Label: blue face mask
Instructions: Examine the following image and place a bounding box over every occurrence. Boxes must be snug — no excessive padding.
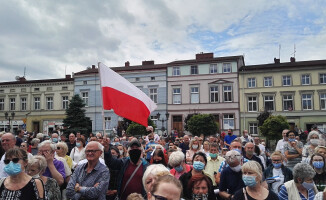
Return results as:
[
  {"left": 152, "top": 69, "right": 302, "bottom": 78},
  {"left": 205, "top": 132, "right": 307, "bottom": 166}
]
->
[
  {"left": 209, "top": 153, "right": 217, "bottom": 159},
  {"left": 174, "top": 165, "right": 183, "bottom": 173},
  {"left": 4, "top": 162, "right": 22, "bottom": 176},
  {"left": 273, "top": 163, "right": 282, "bottom": 169},
  {"left": 313, "top": 161, "right": 324, "bottom": 169},
  {"left": 234, "top": 149, "right": 242, "bottom": 154},
  {"left": 193, "top": 161, "right": 205, "bottom": 171},
  {"left": 302, "top": 181, "right": 315, "bottom": 190},
  {"left": 242, "top": 175, "right": 257, "bottom": 187},
  {"left": 52, "top": 138, "right": 58, "bottom": 143},
  {"left": 288, "top": 138, "right": 295, "bottom": 142},
  {"left": 76, "top": 143, "right": 81, "bottom": 148}
]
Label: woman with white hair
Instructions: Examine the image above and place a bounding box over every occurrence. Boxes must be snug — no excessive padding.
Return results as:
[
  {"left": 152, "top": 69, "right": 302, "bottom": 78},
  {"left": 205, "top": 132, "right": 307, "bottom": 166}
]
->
[
  {"left": 233, "top": 161, "right": 278, "bottom": 199},
  {"left": 30, "top": 138, "right": 40, "bottom": 155},
  {"left": 278, "top": 163, "right": 317, "bottom": 200},
  {"left": 302, "top": 131, "right": 321, "bottom": 163},
  {"left": 142, "top": 164, "right": 170, "bottom": 194},
  {"left": 186, "top": 139, "right": 200, "bottom": 164},
  {"left": 168, "top": 151, "right": 192, "bottom": 179}
]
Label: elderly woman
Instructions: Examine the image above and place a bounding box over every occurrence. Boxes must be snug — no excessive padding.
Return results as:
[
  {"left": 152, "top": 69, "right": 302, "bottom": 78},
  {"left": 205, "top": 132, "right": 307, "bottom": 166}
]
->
[
  {"left": 147, "top": 174, "right": 183, "bottom": 200},
  {"left": 278, "top": 163, "right": 317, "bottom": 200},
  {"left": 142, "top": 164, "right": 170, "bottom": 194},
  {"left": 30, "top": 138, "right": 40, "bottom": 155},
  {"left": 233, "top": 161, "right": 278, "bottom": 199},
  {"left": 27, "top": 155, "right": 61, "bottom": 200},
  {"left": 169, "top": 151, "right": 193, "bottom": 179},
  {"left": 309, "top": 153, "right": 326, "bottom": 192},
  {"left": 284, "top": 130, "right": 303, "bottom": 170},
  {"left": 0, "top": 148, "right": 44, "bottom": 199},
  {"left": 263, "top": 151, "right": 293, "bottom": 193},
  {"left": 186, "top": 139, "right": 200, "bottom": 164},
  {"left": 315, "top": 146, "right": 326, "bottom": 159},
  {"left": 56, "top": 141, "right": 73, "bottom": 169},
  {"left": 201, "top": 141, "right": 211, "bottom": 157},
  {"left": 302, "top": 131, "right": 321, "bottom": 163},
  {"left": 69, "top": 137, "right": 86, "bottom": 167},
  {"left": 188, "top": 174, "right": 215, "bottom": 200}
]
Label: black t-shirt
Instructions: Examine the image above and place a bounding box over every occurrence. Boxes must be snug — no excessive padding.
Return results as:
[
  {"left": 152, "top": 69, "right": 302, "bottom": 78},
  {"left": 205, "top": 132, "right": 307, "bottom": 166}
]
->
[{"left": 232, "top": 187, "right": 278, "bottom": 200}]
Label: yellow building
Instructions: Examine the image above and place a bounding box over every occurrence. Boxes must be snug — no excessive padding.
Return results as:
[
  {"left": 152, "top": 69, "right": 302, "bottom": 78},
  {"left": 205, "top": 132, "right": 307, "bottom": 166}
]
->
[{"left": 239, "top": 58, "right": 326, "bottom": 135}]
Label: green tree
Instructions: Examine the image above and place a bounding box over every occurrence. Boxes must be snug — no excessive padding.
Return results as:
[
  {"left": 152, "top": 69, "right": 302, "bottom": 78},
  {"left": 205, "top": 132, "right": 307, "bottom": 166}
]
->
[
  {"left": 184, "top": 113, "right": 199, "bottom": 131},
  {"left": 187, "top": 114, "right": 218, "bottom": 137},
  {"left": 259, "top": 115, "right": 289, "bottom": 140},
  {"left": 257, "top": 110, "right": 271, "bottom": 126},
  {"left": 62, "top": 94, "right": 92, "bottom": 135},
  {"left": 126, "top": 118, "right": 156, "bottom": 137}
]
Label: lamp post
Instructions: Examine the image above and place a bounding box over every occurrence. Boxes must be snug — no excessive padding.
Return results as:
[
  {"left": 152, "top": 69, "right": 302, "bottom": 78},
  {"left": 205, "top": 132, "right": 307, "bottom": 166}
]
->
[
  {"left": 156, "top": 112, "right": 169, "bottom": 136},
  {"left": 5, "top": 112, "right": 15, "bottom": 132}
]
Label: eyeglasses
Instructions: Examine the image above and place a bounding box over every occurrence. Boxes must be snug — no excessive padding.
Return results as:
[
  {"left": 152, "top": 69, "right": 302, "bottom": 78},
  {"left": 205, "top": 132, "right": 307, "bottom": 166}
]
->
[
  {"left": 272, "top": 159, "right": 281, "bottom": 163},
  {"left": 56, "top": 147, "right": 61, "bottom": 150},
  {"left": 85, "top": 150, "right": 101, "bottom": 154},
  {"left": 152, "top": 194, "right": 168, "bottom": 200},
  {"left": 4, "top": 158, "right": 21, "bottom": 164}
]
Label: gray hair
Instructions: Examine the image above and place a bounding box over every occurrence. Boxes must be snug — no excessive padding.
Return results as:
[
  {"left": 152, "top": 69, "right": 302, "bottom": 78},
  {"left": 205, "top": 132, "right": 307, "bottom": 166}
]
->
[
  {"left": 31, "top": 138, "right": 40, "bottom": 145},
  {"left": 38, "top": 140, "right": 56, "bottom": 151},
  {"left": 225, "top": 150, "right": 241, "bottom": 164},
  {"left": 307, "top": 131, "right": 320, "bottom": 140},
  {"left": 86, "top": 141, "right": 104, "bottom": 151},
  {"left": 57, "top": 142, "right": 69, "bottom": 155},
  {"left": 36, "top": 133, "right": 43, "bottom": 140},
  {"left": 142, "top": 164, "right": 170, "bottom": 192},
  {"left": 293, "top": 163, "right": 316, "bottom": 183},
  {"left": 28, "top": 155, "right": 47, "bottom": 173},
  {"left": 168, "top": 151, "right": 185, "bottom": 167}
]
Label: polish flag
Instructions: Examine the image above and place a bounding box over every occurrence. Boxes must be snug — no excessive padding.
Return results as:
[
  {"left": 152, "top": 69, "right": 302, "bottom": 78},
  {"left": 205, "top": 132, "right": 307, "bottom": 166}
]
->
[{"left": 98, "top": 63, "right": 157, "bottom": 127}]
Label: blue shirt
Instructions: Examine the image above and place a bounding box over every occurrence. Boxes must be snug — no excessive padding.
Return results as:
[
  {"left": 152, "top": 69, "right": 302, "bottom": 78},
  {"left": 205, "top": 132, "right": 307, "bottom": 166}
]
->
[
  {"left": 219, "top": 166, "right": 245, "bottom": 195},
  {"left": 145, "top": 141, "right": 157, "bottom": 159},
  {"left": 224, "top": 135, "right": 237, "bottom": 146},
  {"left": 278, "top": 185, "right": 315, "bottom": 200}
]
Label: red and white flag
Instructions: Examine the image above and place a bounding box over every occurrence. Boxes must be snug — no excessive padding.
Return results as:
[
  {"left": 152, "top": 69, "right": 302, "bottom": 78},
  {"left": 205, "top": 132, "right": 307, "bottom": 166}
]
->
[{"left": 98, "top": 63, "right": 157, "bottom": 127}]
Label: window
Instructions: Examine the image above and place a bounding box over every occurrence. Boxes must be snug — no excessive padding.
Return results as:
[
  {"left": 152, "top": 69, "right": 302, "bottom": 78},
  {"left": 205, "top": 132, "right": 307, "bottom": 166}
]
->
[
  {"left": 21, "top": 98, "right": 27, "bottom": 111},
  {"left": 83, "top": 81, "right": 87, "bottom": 85},
  {"left": 172, "top": 67, "right": 180, "bottom": 76},
  {"left": 321, "top": 93, "right": 326, "bottom": 110},
  {"left": 105, "top": 117, "right": 111, "bottom": 130},
  {"left": 0, "top": 90, "right": 4, "bottom": 93},
  {"left": 302, "top": 94, "right": 312, "bottom": 110},
  {"left": 210, "top": 64, "right": 218, "bottom": 74},
  {"left": 34, "top": 97, "right": 40, "bottom": 110},
  {"left": 82, "top": 92, "right": 89, "bottom": 106},
  {"left": 10, "top": 89, "right": 15, "bottom": 93},
  {"left": 46, "top": 87, "right": 52, "bottom": 91},
  {"left": 0, "top": 98, "right": 4, "bottom": 110},
  {"left": 223, "top": 114, "right": 234, "bottom": 129},
  {"left": 283, "top": 95, "right": 293, "bottom": 111},
  {"left": 34, "top": 88, "right": 40, "bottom": 91},
  {"left": 10, "top": 98, "right": 15, "bottom": 111},
  {"left": 248, "top": 96, "right": 257, "bottom": 112},
  {"left": 149, "top": 88, "right": 158, "bottom": 103},
  {"left": 191, "top": 66, "right": 198, "bottom": 75},
  {"left": 172, "top": 88, "right": 181, "bottom": 104},
  {"left": 210, "top": 86, "right": 219, "bottom": 103},
  {"left": 223, "top": 63, "right": 231, "bottom": 73},
  {"left": 301, "top": 75, "right": 310, "bottom": 85},
  {"left": 62, "top": 96, "right": 69, "bottom": 109},
  {"left": 223, "top": 85, "right": 232, "bottom": 102},
  {"left": 320, "top": 74, "right": 326, "bottom": 84},
  {"left": 46, "top": 97, "right": 53, "bottom": 110},
  {"left": 282, "top": 76, "right": 291, "bottom": 86},
  {"left": 264, "top": 77, "right": 272, "bottom": 87},
  {"left": 248, "top": 78, "right": 256, "bottom": 88},
  {"left": 264, "top": 96, "right": 274, "bottom": 111},
  {"left": 151, "top": 77, "right": 155, "bottom": 81},
  {"left": 190, "top": 87, "right": 199, "bottom": 103},
  {"left": 135, "top": 77, "right": 140, "bottom": 82},
  {"left": 62, "top": 86, "right": 68, "bottom": 90},
  {"left": 249, "top": 123, "right": 258, "bottom": 135},
  {"left": 21, "top": 88, "right": 26, "bottom": 92}
]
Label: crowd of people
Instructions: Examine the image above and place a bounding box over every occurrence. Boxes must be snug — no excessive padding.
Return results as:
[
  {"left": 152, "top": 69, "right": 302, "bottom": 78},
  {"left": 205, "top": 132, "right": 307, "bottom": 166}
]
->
[{"left": 0, "top": 126, "right": 325, "bottom": 200}]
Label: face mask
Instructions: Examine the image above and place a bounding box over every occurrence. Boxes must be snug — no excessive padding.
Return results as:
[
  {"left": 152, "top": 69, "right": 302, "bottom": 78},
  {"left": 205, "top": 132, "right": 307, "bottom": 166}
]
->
[
  {"left": 192, "top": 193, "right": 208, "bottom": 200},
  {"left": 153, "top": 160, "right": 162, "bottom": 164},
  {"left": 230, "top": 165, "right": 242, "bottom": 172},
  {"left": 288, "top": 138, "right": 295, "bottom": 142},
  {"left": 112, "top": 155, "right": 118, "bottom": 159},
  {"left": 246, "top": 151, "right": 254, "bottom": 156},
  {"left": 273, "top": 163, "right": 282, "bottom": 169},
  {"left": 193, "top": 161, "right": 205, "bottom": 171},
  {"left": 76, "top": 143, "right": 81, "bottom": 148},
  {"left": 192, "top": 145, "right": 198, "bottom": 149},
  {"left": 242, "top": 175, "right": 257, "bottom": 187},
  {"left": 52, "top": 138, "right": 58, "bottom": 143},
  {"left": 175, "top": 165, "right": 183, "bottom": 172},
  {"left": 209, "top": 153, "right": 217, "bottom": 159},
  {"left": 119, "top": 150, "right": 124, "bottom": 155},
  {"left": 234, "top": 149, "right": 242, "bottom": 154},
  {"left": 302, "top": 181, "right": 315, "bottom": 190},
  {"left": 310, "top": 139, "right": 320, "bottom": 146},
  {"left": 313, "top": 161, "right": 324, "bottom": 169},
  {"left": 4, "top": 162, "right": 22, "bottom": 176},
  {"left": 32, "top": 174, "right": 40, "bottom": 179},
  {"left": 129, "top": 149, "right": 141, "bottom": 164},
  {"left": 147, "top": 130, "right": 152, "bottom": 134},
  {"left": 228, "top": 132, "right": 232, "bottom": 135}
]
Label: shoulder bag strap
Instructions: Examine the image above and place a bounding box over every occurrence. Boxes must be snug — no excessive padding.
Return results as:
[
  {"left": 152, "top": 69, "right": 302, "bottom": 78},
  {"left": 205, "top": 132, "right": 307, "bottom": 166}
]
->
[
  {"left": 121, "top": 162, "right": 142, "bottom": 196},
  {"left": 0, "top": 178, "right": 5, "bottom": 187},
  {"left": 242, "top": 187, "right": 248, "bottom": 200}
]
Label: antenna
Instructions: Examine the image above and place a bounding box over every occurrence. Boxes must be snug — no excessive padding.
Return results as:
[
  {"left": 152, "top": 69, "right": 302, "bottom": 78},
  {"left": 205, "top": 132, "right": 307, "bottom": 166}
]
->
[
  {"left": 291, "top": 44, "right": 296, "bottom": 58},
  {"left": 24, "top": 67, "right": 26, "bottom": 77},
  {"left": 279, "top": 44, "right": 281, "bottom": 59},
  {"left": 65, "top": 65, "right": 67, "bottom": 76}
]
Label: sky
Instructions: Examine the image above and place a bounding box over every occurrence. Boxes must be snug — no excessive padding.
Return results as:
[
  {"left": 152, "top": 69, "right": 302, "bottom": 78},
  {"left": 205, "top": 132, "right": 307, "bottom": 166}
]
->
[{"left": 1, "top": 0, "right": 326, "bottom": 82}]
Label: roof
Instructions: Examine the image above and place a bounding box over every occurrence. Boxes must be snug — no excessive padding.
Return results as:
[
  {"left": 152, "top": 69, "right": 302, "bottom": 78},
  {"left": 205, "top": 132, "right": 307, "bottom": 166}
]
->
[
  {"left": 0, "top": 77, "right": 74, "bottom": 86},
  {"left": 167, "top": 55, "right": 244, "bottom": 66}
]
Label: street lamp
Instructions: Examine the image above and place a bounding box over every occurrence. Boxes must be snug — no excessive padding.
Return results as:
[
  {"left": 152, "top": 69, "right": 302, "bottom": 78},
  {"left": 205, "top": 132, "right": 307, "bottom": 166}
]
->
[
  {"left": 5, "top": 112, "right": 15, "bottom": 132},
  {"left": 156, "top": 112, "right": 169, "bottom": 135}
]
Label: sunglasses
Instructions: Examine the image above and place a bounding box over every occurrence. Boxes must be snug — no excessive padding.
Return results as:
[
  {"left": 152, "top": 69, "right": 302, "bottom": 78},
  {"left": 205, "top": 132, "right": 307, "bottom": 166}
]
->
[
  {"left": 152, "top": 194, "right": 167, "bottom": 200},
  {"left": 4, "top": 158, "right": 21, "bottom": 165},
  {"left": 57, "top": 147, "right": 61, "bottom": 150}
]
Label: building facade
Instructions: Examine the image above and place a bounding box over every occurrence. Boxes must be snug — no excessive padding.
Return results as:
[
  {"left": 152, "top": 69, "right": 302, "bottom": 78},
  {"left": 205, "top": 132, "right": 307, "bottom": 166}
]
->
[
  {"left": 0, "top": 75, "right": 74, "bottom": 134},
  {"left": 239, "top": 58, "right": 326, "bottom": 135},
  {"left": 167, "top": 53, "right": 244, "bottom": 136}
]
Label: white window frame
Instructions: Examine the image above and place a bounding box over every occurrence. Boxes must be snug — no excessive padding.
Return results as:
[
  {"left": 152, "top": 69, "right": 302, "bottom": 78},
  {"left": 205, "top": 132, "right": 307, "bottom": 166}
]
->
[
  {"left": 248, "top": 96, "right": 257, "bottom": 112},
  {"left": 222, "top": 63, "right": 232, "bottom": 73},
  {"left": 223, "top": 114, "right": 234, "bottom": 130},
  {"left": 302, "top": 94, "right": 313, "bottom": 110},
  {"left": 46, "top": 97, "right": 53, "bottom": 110},
  {"left": 283, "top": 95, "right": 293, "bottom": 111},
  {"left": 264, "top": 77, "right": 273, "bottom": 87},
  {"left": 10, "top": 98, "right": 15, "bottom": 111},
  {"left": 248, "top": 78, "right": 256, "bottom": 88},
  {"left": 249, "top": 123, "right": 258, "bottom": 135},
  {"left": 34, "top": 97, "right": 40, "bottom": 110},
  {"left": 149, "top": 88, "right": 158, "bottom": 103},
  {"left": 282, "top": 75, "right": 291, "bottom": 86},
  {"left": 21, "top": 97, "right": 27, "bottom": 111},
  {"left": 210, "top": 86, "right": 219, "bottom": 103},
  {"left": 172, "top": 88, "right": 181, "bottom": 104},
  {"left": 191, "top": 66, "right": 198, "bottom": 75},
  {"left": 301, "top": 74, "right": 310, "bottom": 85},
  {"left": 264, "top": 96, "right": 275, "bottom": 111},
  {"left": 172, "top": 67, "right": 180, "bottom": 76},
  {"left": 320, "top": 93, "right": 326, "bottom": 110},
  {"left": 190, "top": 86, "right": 199, "bottom": 104},
  {"left": 210, "top": 64, "right": 218, "bottom": 74},
  {"left": 320, "top": 74, "right": 326, "bottom": 84},
  {"left": 82, "top": 92, "right": 89, "bottom": 106},
  {"left": 223, "top": 85, "right": 232, "bottom": 102},
  {"left": 62, "top": 96, "right": 69, "bottom": 109},
  {"left": 0, "top": 98, "right": 4, "bottom": 110}
]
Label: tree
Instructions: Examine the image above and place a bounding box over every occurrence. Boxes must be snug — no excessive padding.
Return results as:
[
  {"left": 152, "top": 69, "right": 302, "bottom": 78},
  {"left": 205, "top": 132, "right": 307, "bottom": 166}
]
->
[
  {"left": 126, "top": 118, "right": 156, "bottom": 137},
  {"left": 184, "top": 113, "right": 199, "bottom": 131},
  {"left": 187, "top": 114, "right": 218, "bottom": 137},
  {"left": 259, "top": 115, "right": 289, "bottom": 140},
  {"left": 257, "top": 110, "right": 271, "bottom": 126},
  {"left": 62, "top": 95, "right": 92, "bottom": 135}
]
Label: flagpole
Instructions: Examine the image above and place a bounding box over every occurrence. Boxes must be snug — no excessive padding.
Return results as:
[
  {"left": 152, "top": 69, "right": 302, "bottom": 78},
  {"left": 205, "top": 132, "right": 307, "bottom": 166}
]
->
[{"left": 98, "top": 62, "right": 106, "bottom": 137}]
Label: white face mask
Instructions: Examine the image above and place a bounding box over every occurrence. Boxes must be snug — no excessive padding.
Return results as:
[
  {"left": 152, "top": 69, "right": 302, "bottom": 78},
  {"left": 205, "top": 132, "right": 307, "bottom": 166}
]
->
[
  {"left": 310, "top": 139, "right": 320, "bottom": 146},
  {"left": 230, "top": 165, "right": 242, "bottom": 172},
  {"left": 32, "top": 174, "right": 40, "bottom": 179},
  {"left": 192, "top": 145, "right": 198, "bottom": 149},
  {"left": 119, "top": 150, "right": 124, "bottom": 155}
]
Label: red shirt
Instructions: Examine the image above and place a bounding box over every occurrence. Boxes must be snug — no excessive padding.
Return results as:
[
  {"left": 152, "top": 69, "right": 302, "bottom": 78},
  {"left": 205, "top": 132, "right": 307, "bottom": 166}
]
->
[{"left": 120, "top": 162, "right": 143, "bottom": 200}]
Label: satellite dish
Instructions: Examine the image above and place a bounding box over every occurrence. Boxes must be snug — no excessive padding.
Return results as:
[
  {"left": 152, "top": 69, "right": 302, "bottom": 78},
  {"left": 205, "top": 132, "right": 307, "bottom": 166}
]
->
[{"left": 15, "top": 76, "right": 20, "bottom": 80}]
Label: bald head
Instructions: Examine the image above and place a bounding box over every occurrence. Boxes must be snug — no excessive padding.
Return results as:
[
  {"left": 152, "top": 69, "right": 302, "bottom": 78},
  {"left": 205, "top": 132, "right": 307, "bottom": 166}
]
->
[{"left": 2, "top": 133, "right": 16, "bottom": 151}]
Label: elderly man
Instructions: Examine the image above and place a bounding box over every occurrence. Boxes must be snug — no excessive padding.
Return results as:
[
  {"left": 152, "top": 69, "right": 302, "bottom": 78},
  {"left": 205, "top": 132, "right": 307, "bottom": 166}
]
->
[
  {"left": 179, "top": 135, "right": 190, "bottom": 154},
  {"left": 0, "top": 133, "right": 16, "bottom": 177},
  {"left": 67, "top": 133, "right": 76, "bottom": 155},
  {"left": 276, "top": 129, "right": 289, "bottom": 155},
  {"left": 144, "top": 126, "right": 159, "bottom": 142},
  {"left": 66, "top": 141, "right": 110, "bottom": 200},
  {"left": 38, "top": 140, "right": 66, "bottom": 186},
  {"left": 51, "top": 132, "right": 59, "bottom": 143},
  {"left": 104, "top": 138, "right": 149, "bottom": 200},
  {"left": 244, "top": 142, "right": 264, "bottom": 170},
  {"left": 240, "top": 129, "right": 253, "bottom": 145},
  {"left": 219, "top": 150, "right": 245, "bottom": 199}
]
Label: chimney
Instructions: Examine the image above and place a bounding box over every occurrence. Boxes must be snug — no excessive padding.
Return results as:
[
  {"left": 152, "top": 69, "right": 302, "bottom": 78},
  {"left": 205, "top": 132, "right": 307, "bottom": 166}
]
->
[
  {"left": 196, "top": 52, "right": 214, "bottom": 60},
  {"left": 66, "top": 74, "right": 71, "bottom": 79},
  {"left": 290, "top": 57, "right": 295, "bottom": 62},
  {"left": 125, "top": 61, "right": 130, "bottom": 67},
  {"left": 19, "top": 77, "right": 26, "bottom": 81},
  {"left": 142, "top": 60, "right": 154, "bottom": 65},
  {"left": 92, "top": 65, "right": 96, "bottom": 69},
  {"left": 274, "top": 58, "right": 280, "bottom": 64}
]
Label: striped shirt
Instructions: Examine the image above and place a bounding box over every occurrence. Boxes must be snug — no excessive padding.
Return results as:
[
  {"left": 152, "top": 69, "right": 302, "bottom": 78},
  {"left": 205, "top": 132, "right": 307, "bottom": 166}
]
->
[{"left": 278, "top": 185, "right": 315, "bottom": 200}]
